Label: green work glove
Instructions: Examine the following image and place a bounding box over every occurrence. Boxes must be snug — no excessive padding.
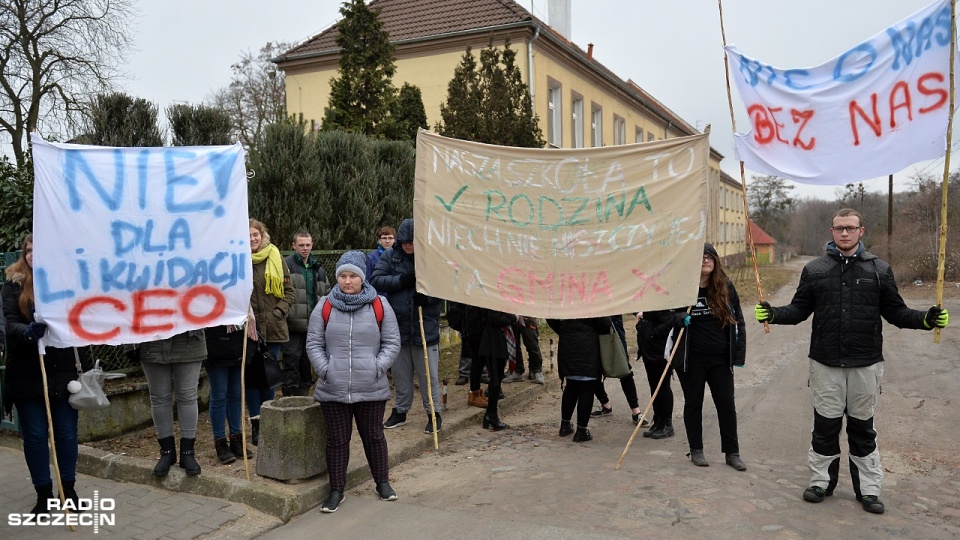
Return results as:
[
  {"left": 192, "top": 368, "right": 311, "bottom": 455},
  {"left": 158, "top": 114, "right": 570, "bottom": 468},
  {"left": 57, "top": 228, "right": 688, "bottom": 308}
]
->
[
  {"left": 924, "top": 306, "right": 949, "bottom": 329},
  {"left": 755, "top": 301, "right": 773, "bottom": 323}
]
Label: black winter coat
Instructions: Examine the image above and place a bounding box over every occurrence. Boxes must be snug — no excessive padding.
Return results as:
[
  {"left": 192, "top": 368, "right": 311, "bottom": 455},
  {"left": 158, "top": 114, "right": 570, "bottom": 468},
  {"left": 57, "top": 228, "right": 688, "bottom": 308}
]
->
[
  {"left": 2, "top": 277, "right": 89, "bottom": 413},
  {"left": 637, "top": 310, "right": 673, "bottom": 363},
  {"left": 547, "top": 317, "right": 610, "bottom": 380},
  {"left": 463, "top": 308, "right": 516, "bottom": 362},
  {"left": 768, "top": 244, "right": 928, "bottom": 367},
  {"left": 369, "top": 248, "right": 442, "bottom": 346}
]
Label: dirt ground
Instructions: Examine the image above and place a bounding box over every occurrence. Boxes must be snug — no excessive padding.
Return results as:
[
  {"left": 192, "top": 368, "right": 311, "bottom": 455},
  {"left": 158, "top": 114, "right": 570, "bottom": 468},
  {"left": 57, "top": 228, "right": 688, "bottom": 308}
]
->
[{"left": 86, "top": 256, "right": 959, "bottom": 488}]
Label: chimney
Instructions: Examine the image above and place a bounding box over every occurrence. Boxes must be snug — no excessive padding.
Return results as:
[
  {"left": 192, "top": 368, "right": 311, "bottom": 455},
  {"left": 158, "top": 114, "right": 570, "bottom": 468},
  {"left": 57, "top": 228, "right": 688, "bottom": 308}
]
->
[
  {"left": 587, "top": 43, "right": 594, "bottom": 60},
  {"left": 548, "top": 0, "right": 572, "bottom": 41}
]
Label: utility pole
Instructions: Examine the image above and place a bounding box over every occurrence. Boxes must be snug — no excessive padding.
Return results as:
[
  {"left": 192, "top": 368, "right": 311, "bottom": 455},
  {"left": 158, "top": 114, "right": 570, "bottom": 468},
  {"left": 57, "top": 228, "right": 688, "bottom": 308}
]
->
[{"left": 887, "top": 174, "right": 893, "bottom": 263}]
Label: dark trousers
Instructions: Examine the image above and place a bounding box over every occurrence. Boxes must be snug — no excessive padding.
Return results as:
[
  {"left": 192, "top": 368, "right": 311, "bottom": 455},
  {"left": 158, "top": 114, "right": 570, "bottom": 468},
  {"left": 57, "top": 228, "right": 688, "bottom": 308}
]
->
[
  {"left": 594, "top": 315, "right": 640, "bottom": 409},
  {"left": 561, "top": 379, "right": 595, "bottom": 429},
  {"left": 15, "top": 398, "right": 78, "bottom": 488},
  {"left": 484, "top": 354, "right": 507, "bottom": 419},
  {"left": 281, "top": 332, "right": 315, "bottom": 396},
  {"left": 513, "top": 320, "right": 543, "bottom": 374},
  {"left": 676, "top": 362, "right": 739, "bottom": 453},
  {"left": 320, "top": 400, "right": 389, "bottom": 491},
  {"left": 641, "top": 358, "right": 674, "bottom": 425}
]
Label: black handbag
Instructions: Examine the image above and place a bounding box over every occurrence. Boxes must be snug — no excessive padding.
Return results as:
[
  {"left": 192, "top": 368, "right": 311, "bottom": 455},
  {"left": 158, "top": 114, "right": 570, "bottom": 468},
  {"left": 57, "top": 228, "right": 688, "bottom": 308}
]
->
[{"left": 245, "top": 337, "right": 283, "bottom": 390}]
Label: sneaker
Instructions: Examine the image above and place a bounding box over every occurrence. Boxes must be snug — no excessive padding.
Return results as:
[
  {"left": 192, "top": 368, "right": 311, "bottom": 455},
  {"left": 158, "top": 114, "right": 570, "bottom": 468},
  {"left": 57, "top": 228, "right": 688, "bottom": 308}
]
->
[
  {"left": 321, "top": 490, "right": 344, "bottom": 513},
  {"left": 590, "top": 405, "right": 613, "bottom": 417},
  {"left": 857, "top": 495, "right": 885, "bottom": 514},
  {"left": 502, "top": 372, "right": 524, "bottom": 383},
  {"left": 802, "top": 486, "right": 833, "bottom": 503},
  {"left": 454, "top": 376, "right": 469, "bottom": 386},
  {"left": 632, "top": 413, "right": 651, "bottom": 427},
  {"left": 484, "top": 388, "right": 505, "bottom": 399},
  {"left": 651, "top": 424, "right": 675, "bottom": 439},
  {"left": 424, "top": 413, "right": 443, "bottom": 434},
  {"left": 531, "top": 372, "right": 545, "bottom": 385},
  {"left": 383, "top": 408, "right": 407, "bottom": 429},
  {"left": 376, "top": 482, "right": 397, "bottom": 501}
]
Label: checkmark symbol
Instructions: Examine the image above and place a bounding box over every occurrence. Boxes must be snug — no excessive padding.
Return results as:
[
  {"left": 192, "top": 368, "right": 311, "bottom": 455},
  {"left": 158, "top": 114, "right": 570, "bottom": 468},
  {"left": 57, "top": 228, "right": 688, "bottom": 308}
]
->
[{"left": 435, "top": 185, "right": 468, "bottom": 212}]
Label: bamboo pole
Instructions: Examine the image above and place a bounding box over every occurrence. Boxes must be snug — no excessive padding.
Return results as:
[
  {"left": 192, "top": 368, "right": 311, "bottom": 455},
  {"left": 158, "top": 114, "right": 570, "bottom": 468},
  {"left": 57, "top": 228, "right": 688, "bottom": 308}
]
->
[
  {"left": 37, "top": 342, "right": 75, "bottom": 531},
  {"left": 616, "top": 308, "right": 691, "bottom": 470},
  {"left": 718, "top": 0, "right": 770, "bottom": 334},
  {"left": 419, "top": 307, "right": 439, "bottom": 449},
  {"left": 934, "top": 0, "right": 956, "bottom": 344}
]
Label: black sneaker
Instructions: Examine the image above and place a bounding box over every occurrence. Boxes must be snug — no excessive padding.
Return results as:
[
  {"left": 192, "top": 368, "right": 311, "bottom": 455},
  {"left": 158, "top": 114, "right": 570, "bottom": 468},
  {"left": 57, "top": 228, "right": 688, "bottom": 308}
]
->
[
  {"left": 383, "top": 408, "right": 407, "bottom": 429},
  {"left": 857, "top": 495, "right": 885, "bottom": 514},
  {"left": 424, "top": 413, "right": 443, "bottom": 434},
  {"left": 802, "top": 486, "right": 833, "bottom": 503},
  {"left": 321, "top": 490, "right": 344, "bottom": 513},
  {"left": 454, "top": 376, "right": 469, "bottom": 386},
  {"left": 376, "top": 482, "right": 397, "bottom": 501},
  {"left": 590, "top": 405, "right": 613, "bottom": 417}
]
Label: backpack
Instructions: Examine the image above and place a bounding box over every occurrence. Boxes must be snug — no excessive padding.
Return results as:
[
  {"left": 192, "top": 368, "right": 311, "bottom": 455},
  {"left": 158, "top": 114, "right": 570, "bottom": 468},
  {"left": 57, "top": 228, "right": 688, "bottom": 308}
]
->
[
  {"left": 445, "top": 301, "right": 467, "bottom": 332},
  {"left": 321, "top": 296, "right": 384, "bottom": 328}
]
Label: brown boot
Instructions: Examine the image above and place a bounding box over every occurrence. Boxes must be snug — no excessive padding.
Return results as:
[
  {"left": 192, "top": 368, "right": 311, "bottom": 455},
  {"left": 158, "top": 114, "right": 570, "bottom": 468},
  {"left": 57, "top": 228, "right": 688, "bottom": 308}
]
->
[{"left": 467, "top": 389, "right": 488, "bottom": 408}]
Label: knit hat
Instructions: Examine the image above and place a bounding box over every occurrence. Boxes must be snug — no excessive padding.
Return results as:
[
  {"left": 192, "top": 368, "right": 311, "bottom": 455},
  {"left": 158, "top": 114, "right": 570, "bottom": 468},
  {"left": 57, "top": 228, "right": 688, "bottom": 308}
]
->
[
  {"left": 336, "top": 250, "right": 367, "bottom": 281},
  {"left": 396, "top": 218, "right": 414, "bottom": 243},
  {"left": 703, "top": 242, "right": 719, "bottom": 259}
]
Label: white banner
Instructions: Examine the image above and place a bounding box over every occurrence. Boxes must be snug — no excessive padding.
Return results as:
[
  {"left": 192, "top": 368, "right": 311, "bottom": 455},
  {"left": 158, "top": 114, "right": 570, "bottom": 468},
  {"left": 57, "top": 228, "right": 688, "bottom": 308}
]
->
[
  {"left": 727, "top": 0, "right": 957, "bottom": 185},
  {"left": 414, "top": 130, "right": 710, "bottom": 319},
  {"left": 32, "top": 138, "right": 253, "bottom": 347}
]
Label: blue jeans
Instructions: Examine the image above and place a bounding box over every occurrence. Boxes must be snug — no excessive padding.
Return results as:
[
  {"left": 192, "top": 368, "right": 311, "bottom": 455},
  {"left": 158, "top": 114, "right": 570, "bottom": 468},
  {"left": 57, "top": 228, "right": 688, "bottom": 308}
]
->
[
  {"left": 207, "top": 365, "right": 242, "bottom": 440},
  {"left": 245, "top": 343, "right": 279, "bottom": 417},
  {"left": 15, "top": 398, "right": 78, "bottom": 488}
]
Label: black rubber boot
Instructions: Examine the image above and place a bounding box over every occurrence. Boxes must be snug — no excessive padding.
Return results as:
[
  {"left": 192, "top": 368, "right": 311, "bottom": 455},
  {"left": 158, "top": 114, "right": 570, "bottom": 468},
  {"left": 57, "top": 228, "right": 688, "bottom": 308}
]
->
[
  {"left": 153, "top": 436, "right": 177, "bottom": 477},
  {"left": 214, "top": 438, "right": 236, "bottom": 464},
  {"left": 31, "top": 483, "right": 55, "bottom": 515},
  {"left": 229, "top": 433, "right": 252, "bottom": 459},
  {"left": 62, "top": 479, "right": 80, "bottom": 511},
  {"left": 179, "top": 438, "right": 202, "bottom": 476},
  {"left": 250, "top": 417, "right": 260, "bottom": 446}
]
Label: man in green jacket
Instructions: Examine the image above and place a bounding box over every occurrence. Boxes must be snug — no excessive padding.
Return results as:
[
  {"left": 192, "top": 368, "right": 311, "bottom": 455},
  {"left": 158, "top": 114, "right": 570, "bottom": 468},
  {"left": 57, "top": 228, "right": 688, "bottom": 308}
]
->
[{"left": 282, "top": 230, "right": 330, "bottom": 396}]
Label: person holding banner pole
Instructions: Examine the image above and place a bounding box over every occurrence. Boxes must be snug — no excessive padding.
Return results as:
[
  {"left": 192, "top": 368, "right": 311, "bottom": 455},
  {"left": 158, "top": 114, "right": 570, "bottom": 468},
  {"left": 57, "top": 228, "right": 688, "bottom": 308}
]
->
[
  {"left": 247, "top": 219, "right": 295, "bottom": 444},
  {"left": 755, "top": 208, "right": 949, "bottom": 514},
  {"left": 3, "top": 234, "right": 88, "bottom": 514},
  {"left": 371, "top": 218, "right": 444, "bottom": 435},
  {"left": 663, "top": 243, "right": 746, "bottom": 471}
]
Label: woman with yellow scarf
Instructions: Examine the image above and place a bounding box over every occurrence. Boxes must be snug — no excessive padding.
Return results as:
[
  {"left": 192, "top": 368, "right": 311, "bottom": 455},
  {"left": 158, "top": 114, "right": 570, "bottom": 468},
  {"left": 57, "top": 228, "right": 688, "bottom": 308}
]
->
[{"left": 247, "top": 219, "right": 295, "bottom": 444}]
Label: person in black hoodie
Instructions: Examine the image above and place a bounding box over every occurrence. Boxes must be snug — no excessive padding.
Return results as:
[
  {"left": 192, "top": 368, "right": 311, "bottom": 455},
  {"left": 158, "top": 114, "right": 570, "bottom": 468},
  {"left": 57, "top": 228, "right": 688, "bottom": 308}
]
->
[
  {"left": 636, "top": 311, "right": 676, "bottom": 439},
  {"left": 2, "top": 234, "right": 89, "bottom": 515},
  {"left": 547, "top": 316, "right": 612, "bottom": 443},
  {"left": 463, "top": 306, "right": 518, "bottom": 431},
  {"left": 654, "top": 243, "right": 746, "bottom": 470}
]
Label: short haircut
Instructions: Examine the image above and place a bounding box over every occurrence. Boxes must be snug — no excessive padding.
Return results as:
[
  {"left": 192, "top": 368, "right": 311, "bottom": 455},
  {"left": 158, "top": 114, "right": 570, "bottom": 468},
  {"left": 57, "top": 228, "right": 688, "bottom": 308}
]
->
[
  {"left": 833, "top": 208, "right": 863, "bottom": 227},
  {"left": 378, "top": 226, "right": 397, "bottom": 239},
  {"left": 293, "top": 229, "right": 312, "bottom": 242}
]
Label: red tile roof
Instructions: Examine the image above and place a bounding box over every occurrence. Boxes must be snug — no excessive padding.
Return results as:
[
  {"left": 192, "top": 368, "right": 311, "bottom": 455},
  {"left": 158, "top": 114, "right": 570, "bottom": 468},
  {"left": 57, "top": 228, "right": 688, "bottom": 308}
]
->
[
  {"left": 283, "top": 0, "right": 533, "bottom": 58},
  {"left": 750, "top": 222, "right": 777, "bottom": 245}
]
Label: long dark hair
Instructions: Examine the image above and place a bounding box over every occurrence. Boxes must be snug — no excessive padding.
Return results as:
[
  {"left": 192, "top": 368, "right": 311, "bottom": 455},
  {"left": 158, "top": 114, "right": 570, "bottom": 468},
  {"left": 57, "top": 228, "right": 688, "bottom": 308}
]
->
[
  {"left": 703, "top": 253, "right": 736, "bottom": 327},
  {"left": 4, "top": 234, "right": 34, "bottom": 319}
]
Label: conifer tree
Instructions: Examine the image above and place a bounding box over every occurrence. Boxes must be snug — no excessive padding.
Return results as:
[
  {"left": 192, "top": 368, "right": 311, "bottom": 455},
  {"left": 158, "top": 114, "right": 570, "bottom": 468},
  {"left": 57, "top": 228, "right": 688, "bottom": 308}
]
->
[
  {"left": 321, "top": 0, "right": 397, "bottom": 137},
  {"left": 437, "top": 39, "right": 543, "bottom": 148}
]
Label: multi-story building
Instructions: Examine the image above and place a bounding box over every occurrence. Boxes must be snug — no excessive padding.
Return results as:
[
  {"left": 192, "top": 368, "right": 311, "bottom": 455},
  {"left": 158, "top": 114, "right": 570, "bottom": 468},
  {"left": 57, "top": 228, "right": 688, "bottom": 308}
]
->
[{"left": 274, "top": 0, "right": 746, "bottom": 261}]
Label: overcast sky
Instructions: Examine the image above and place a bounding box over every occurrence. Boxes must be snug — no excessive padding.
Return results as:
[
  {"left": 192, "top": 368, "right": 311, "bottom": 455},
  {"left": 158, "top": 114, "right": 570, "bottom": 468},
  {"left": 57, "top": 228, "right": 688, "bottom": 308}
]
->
[{"left": 122, "top": 0, "right": 947, "bottom": 200}]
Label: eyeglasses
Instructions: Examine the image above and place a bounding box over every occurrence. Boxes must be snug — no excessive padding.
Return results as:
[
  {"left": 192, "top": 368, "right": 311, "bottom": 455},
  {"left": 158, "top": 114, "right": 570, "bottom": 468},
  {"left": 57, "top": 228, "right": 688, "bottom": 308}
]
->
[
  {"left": 702, "top": 255, "right": 714, "bottom": 262},
  {"left": 380, "top": 236, "right": 395, "bottom": 240},
  {"left": 831, "top": 226, "right": 861, "bottom": 234}
]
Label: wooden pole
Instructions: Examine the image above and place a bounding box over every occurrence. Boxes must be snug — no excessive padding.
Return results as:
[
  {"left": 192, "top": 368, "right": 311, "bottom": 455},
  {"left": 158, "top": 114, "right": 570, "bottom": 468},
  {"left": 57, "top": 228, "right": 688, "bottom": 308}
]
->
[
  {"left": 934, "top": 0, "right": 956, "bottom": 344},
  {"left": 419, "top": 307, "right": 439, "bottom": 449},
  {"left": 887, "top": 174, "right": 893, "bottom": 263},
  {"left": 718, "top": 0, "right": 770, "bottom": 333},
  {"left": 240, "top": 316, "right": 251, "bottom": 481},
  {"left": 616, "top": 308, "right": 692, "bottom": 470},
  {"left": 38, "top": 344, "right": 75, "bottom": 531}
]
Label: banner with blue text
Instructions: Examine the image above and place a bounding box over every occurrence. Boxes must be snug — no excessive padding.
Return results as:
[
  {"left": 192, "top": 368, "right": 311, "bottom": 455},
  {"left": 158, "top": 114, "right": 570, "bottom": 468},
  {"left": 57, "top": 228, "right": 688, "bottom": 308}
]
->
[
  {"left": 32, "top": 138, "right": 253, "bottom": 347},
  {"left": 727, "top": 0, "right": 957, "bottom": 185},
  {"left": 414, "top": 130, "right": 709, "bottom": 319}
]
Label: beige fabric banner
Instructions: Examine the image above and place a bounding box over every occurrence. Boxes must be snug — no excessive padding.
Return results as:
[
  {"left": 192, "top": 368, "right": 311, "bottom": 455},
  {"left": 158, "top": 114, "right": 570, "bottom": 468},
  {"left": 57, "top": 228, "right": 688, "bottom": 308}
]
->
[{"left": 413, "top": 130, "right": 709, "bottom": 319}]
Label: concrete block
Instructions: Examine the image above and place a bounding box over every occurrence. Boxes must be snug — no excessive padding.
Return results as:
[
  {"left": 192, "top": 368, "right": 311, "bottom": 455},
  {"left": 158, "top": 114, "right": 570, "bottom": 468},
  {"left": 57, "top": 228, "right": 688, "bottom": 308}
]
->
[{"left": 256, "top": 397, "right": 326, "bottom": 481}]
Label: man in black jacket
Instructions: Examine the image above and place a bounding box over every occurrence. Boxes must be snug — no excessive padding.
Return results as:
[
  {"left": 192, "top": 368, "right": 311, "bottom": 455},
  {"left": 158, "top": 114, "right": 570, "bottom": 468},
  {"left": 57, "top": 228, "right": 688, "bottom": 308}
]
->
[
  {"left": 755, "top": 208, "right": 949, "bottom": 515},
  {"left": 282, "top": 230, "right": 330, "bottom": 396}
]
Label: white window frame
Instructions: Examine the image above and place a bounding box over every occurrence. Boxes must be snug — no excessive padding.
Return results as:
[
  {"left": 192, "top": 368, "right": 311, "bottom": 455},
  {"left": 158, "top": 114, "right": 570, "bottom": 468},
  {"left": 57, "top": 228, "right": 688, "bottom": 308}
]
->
[
  {"left": 635, "top": 127, "right": 644, "bottom": 143},
  {"left": 613, "top": 115, "right": 626, "bottom": 145},
  {"left": 591, "top": 105, "right": 603, "bottom": 147},
  {"left": 571, "top": 94, "right": 584, "bottom": 149},
  {"left": 547, "top": 81, "right": 562, "bottom": 147}
]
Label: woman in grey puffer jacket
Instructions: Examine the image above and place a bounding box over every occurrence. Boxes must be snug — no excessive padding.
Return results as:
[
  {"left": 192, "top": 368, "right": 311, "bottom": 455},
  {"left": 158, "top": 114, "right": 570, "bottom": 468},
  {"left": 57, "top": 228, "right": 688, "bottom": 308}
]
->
[{"left": 307, "top": 251, "right": 401, "bottom": 513}]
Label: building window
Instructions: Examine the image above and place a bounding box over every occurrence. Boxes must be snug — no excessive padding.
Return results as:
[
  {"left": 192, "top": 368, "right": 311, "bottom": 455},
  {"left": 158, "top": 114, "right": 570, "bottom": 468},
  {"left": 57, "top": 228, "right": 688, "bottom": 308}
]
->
[
  {"left": 547, "top": 81, "right": 562, "bottom": 147},
  {"left": 635, "top": 127, "right": 644, "bottom": 143},
  {"left": 571, "top": 94, "right": 584, "bottom": 149},
  {"left": 591, "top": 104, "right": 602, "bottom": 147},
  {"left": 613, "top": 115, "right": 626, "bottom": 145},
  {"left": 647, "top": 132, "right": 655, "bottom": 142}
]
